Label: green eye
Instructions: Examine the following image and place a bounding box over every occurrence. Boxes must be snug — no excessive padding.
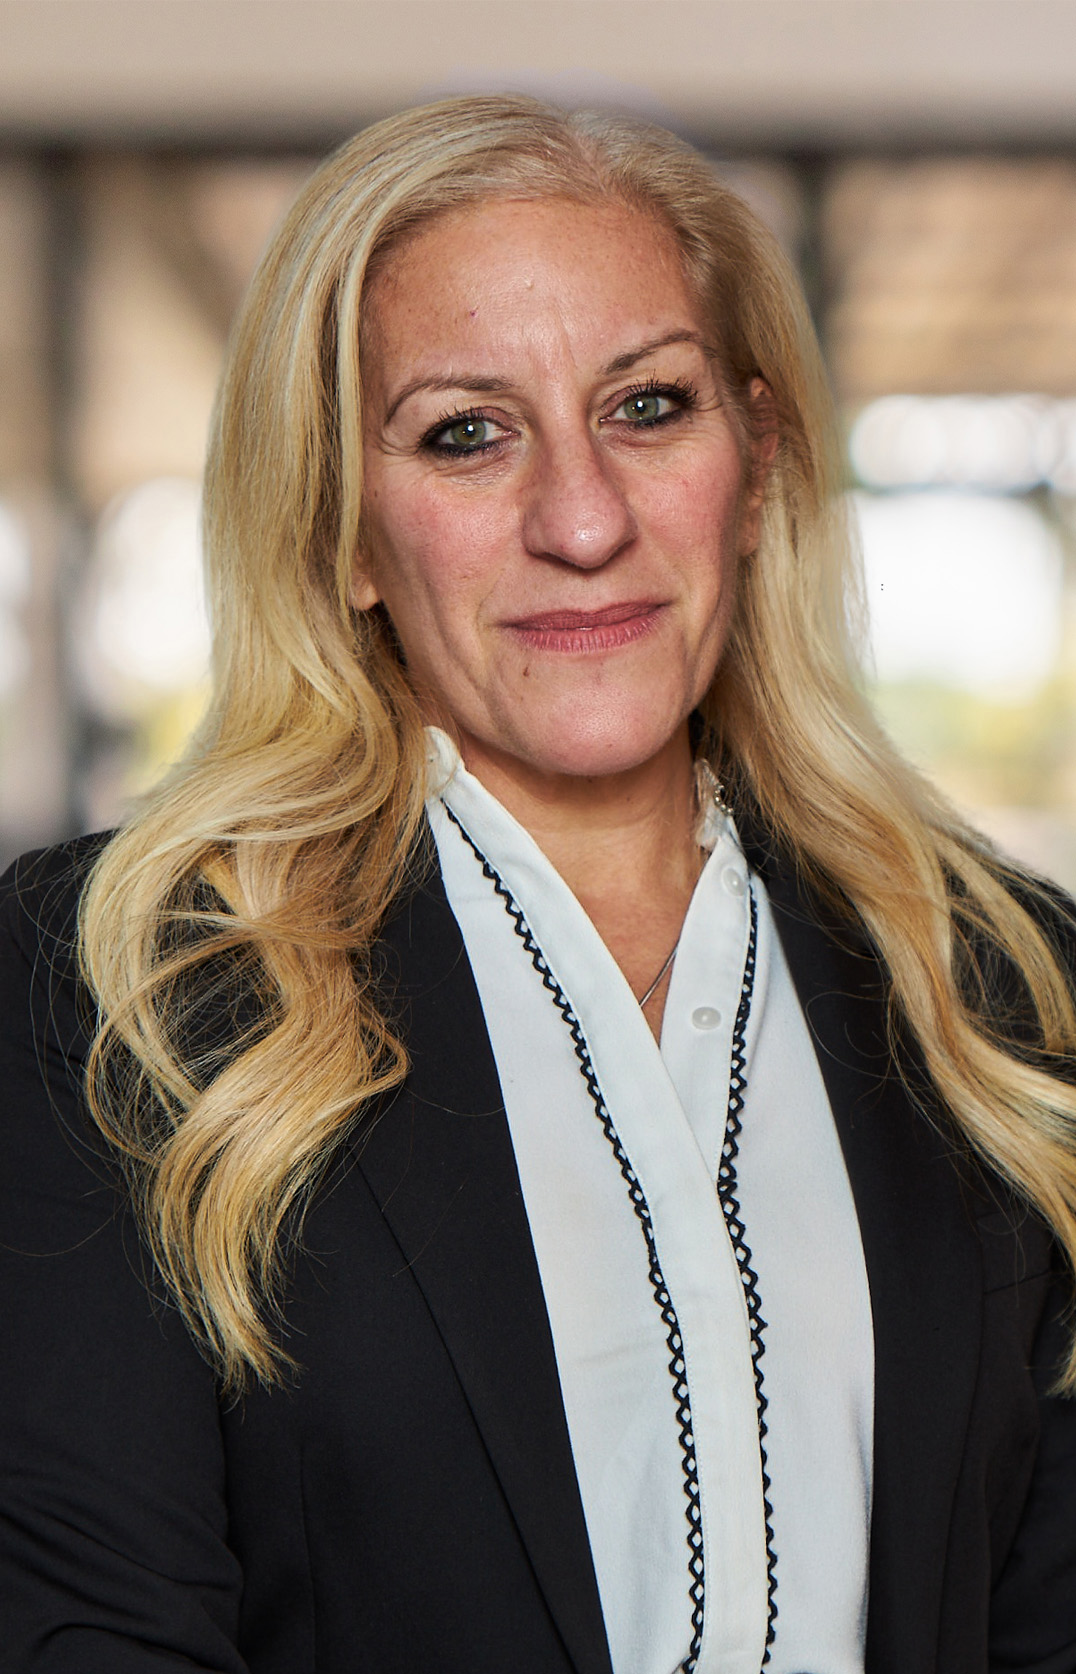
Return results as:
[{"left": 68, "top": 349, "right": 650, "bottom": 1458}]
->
[
  {"left": 443, "top": 417, "right": 490, "bottom": 450},
  {"left": 624, "top": 393, "right": 667, "bottom": 423},
  {"left": 426, "top": 414, "right": 506, "bottom": 455},
  {"left": 612, "top": 386, "right": 689, "bottom": 427}
]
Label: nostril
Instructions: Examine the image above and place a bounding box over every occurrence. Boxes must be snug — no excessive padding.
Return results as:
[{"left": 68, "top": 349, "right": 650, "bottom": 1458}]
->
[{"left": 522, "top": 449, "right": 638, "bottom": 569}]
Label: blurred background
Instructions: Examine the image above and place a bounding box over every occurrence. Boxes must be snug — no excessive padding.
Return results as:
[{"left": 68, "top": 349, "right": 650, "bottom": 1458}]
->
[{"left": 3, "top": 0, "right": 1076, "bottom": 883}]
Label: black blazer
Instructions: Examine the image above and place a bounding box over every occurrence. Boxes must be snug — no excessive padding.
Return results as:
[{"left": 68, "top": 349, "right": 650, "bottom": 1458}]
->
[{"left": 1, "top": 832, "right": 1074, "bottom": 1674}]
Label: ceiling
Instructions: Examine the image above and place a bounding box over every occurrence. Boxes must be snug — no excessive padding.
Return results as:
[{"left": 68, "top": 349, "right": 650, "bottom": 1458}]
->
[{"left": 2, "top": 0, "right": 1076, "bottom": 150}]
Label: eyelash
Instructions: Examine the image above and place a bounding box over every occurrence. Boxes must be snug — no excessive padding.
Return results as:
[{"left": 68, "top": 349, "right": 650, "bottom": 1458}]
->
[
  {"left": 609, "top": 376, "right": 699, "bottom": 427},
  {"left": 420, "top": 375, "right": 700, "bottom": 458},
  {"left": 421, "top": 406, "right": 502, "bottom": 457}
]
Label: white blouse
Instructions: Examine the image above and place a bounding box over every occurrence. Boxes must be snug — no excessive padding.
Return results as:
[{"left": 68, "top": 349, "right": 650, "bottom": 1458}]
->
[{"left": 425, "top": 729, "right": 874, "bottom": 1674}]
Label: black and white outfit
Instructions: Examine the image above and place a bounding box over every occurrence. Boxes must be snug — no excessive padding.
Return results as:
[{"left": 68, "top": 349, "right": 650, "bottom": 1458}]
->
[
  {"left": 425, "top": 728, "right": 873, "bottom": 1674},
  {"left": 1, "top": 745, "right": 1075, "bottom": 1674}
]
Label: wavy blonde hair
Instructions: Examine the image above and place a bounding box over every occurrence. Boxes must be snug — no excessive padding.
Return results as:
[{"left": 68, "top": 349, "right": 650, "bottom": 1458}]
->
[{"left": 80, "top": 95, "right": 1076, "bottom": 1389}]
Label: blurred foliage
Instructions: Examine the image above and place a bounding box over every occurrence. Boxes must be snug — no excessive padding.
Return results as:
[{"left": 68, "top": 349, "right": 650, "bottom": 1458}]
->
[{"left": 874, "top": 676, "right": 1076, "bottom": 811}]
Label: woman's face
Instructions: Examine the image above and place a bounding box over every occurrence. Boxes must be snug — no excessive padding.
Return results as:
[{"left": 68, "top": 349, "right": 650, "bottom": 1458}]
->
[{"left": 357, "top": 194, "right": 766, "bottom": 787}]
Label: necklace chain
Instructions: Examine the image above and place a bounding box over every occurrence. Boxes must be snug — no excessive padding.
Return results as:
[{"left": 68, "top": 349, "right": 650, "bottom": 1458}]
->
[
  {"left": 636, "top": 759, "right": 731, "bottom": 1010},
  {"left": 638, "top": 938, "right": 679, "bottom": 1009}
]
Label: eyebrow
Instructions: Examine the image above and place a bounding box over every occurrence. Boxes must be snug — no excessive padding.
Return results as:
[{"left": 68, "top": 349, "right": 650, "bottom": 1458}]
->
[
  {"left": 381, "top": 330, "right": 708, "bottom": 426},
  {"left": 384, "top": 375, "right": 514, "bottom": 427},
  {"left": 601, "top": 329, "right": 709, "bottom": 375}
]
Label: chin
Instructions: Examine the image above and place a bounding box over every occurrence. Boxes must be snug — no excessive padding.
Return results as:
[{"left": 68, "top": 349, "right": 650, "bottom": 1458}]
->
[{"left": 507, "top": 709, "right": 687, "bottom": 781}]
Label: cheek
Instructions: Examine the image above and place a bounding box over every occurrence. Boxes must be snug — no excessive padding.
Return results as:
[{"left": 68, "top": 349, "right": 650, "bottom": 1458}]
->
[
  {"left": 368, "top": 487, "right": 507, "bottom": 645},
  {"left": 645, "top": 455, "right": 746, "bottom": 576}
]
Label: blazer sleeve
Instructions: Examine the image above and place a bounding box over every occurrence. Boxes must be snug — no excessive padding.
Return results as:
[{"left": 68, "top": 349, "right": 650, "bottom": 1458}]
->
[
  {"left": 0, "top": 845, "right": 247, "bottom": 1673},
  {"left": 988, "top": 1261, "right": 1076, "bottom": 1673},
  {"left": 983, "top": 878, "right": 1076, "bottom": 1671}
]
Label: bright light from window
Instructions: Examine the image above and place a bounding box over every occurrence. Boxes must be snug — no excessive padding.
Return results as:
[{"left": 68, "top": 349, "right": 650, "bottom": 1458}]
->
[
  {"left": 849, "top": 395, "right": 1076, "bottom": 493},
  {"left": 78, "top": 477, "right": 209, "bottom": 720},
  {"left": 852, "top": 490, "right": 1064, "bottom": 699},
  {"left": 0, "top": 500, "right": 30, "bottom": 700}
]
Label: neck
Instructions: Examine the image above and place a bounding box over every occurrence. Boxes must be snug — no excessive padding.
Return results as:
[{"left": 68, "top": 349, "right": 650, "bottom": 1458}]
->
[
  {"left": 459, "top": 727, "right": 699, "bottom": 900},
  {"left": 457, "top": 727, "right": 704, "bottom": 1035}
]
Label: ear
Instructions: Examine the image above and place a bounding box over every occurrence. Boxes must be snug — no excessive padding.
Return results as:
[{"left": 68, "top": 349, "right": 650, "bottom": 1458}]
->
[
  {"left": 349, "top": 554, "right": 381, "bottom": 611},
  {"left": 738, "top": 377, "right": 779, "bottom": 557}
]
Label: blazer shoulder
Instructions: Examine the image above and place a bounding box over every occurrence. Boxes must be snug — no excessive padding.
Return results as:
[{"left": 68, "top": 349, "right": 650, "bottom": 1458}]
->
[
  {"left": 0, "top": 830, "right": 113, "bottom": 972},
  {"left": 0, "top": 834, "right": 245, "bottom": 1671},
  {"left": 0, "top": 832, "right": 115, "bottom": 1116}
]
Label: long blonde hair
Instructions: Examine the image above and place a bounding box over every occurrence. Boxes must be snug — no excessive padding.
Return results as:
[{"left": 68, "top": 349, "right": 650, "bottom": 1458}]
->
[{"left": 80, "top": 95, "right": 1076, "bottom": 1389}]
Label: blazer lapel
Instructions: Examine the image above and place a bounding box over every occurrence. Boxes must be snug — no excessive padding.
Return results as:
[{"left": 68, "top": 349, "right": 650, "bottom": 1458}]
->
[
  {"left": 355, "top": 819, "right": 984, "bottom": 1674},
  {"left": 356, "top": 863, "right": 614, "bottom": 1674},
  {"left": 745, "top": 833, "right": 984, "bottom": 1674}
]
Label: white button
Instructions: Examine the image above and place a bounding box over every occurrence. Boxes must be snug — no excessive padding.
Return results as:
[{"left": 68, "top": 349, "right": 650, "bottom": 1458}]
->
[
  {"left": 722, "top": 866, "right": 745, "bottom": 896},
  {"left": 691, "top": 1006, "right": 722, "bottom": 1030}
]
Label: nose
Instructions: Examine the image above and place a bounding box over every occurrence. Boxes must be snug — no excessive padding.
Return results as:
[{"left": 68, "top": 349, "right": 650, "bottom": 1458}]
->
[{"left": 521, "top": 431, "right": 638, "bottom": 568}]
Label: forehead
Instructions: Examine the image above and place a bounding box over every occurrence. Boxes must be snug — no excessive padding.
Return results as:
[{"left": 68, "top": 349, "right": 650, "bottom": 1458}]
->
[{"left": 361, "top": 196, "right": 704, "bottom": 389}]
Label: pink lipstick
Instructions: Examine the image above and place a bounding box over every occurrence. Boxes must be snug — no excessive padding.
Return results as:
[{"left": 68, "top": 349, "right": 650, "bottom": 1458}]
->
[{"left": 506, "top": 600, "right": 664, "bottom": 654}]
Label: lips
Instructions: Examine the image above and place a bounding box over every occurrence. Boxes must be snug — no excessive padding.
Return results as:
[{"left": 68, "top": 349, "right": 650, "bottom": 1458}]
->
[
  {"left": 508, "top": 600, "right": 661, "bottom": 632},
  {"left": 505, "top": 599, "right": 664, "bottom": 653}
]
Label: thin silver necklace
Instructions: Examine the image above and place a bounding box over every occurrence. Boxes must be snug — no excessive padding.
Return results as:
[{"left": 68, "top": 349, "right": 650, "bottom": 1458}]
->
[
  {"left": 636, "top": 761, "right": 731, "bottom": 1011},
  {"left": 638, "top": 939, "right": 679, "bottom": 1008}
]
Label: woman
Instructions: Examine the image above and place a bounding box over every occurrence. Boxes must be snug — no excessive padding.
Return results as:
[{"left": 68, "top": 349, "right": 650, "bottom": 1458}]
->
[{"left": 2, "top": 95, "right": 1075, "bottom": 1674}]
